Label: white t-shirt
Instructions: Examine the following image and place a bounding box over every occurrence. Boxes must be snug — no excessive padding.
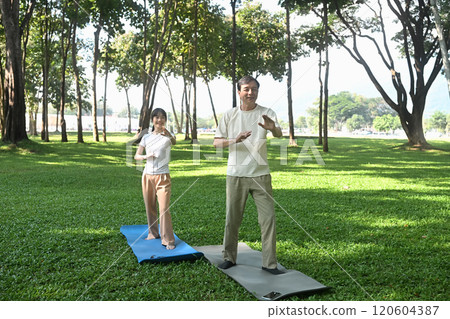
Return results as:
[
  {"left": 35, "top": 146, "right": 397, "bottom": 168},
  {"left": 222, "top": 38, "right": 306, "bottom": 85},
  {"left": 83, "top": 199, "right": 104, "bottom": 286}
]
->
[
  {"left": 139, "top": 132, "right": 173, "bottom": 175},
  {"left": 215, "top": 104, "right": 281, "bottom": 177}
]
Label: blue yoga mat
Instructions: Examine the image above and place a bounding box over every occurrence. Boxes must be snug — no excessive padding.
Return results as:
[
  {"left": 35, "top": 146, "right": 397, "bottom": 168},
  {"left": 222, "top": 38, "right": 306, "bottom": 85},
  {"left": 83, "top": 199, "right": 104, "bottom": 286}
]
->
[{"left": 120, "top": 225, "right": 203, "bottom": 263}]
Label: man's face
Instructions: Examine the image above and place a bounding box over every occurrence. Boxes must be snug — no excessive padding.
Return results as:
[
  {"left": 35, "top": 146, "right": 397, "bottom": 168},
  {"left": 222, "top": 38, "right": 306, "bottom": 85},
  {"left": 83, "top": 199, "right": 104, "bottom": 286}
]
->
[{"left": 238, "top": 81, "right": 259, "bottom": 104}]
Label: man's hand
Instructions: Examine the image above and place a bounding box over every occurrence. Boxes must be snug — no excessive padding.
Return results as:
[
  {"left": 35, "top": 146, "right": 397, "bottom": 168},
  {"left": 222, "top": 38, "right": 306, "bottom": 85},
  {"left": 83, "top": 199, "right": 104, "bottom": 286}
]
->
[
  {"left": 236, "top": 131, "right": 252, "bottom": 143},
  {"left": 258, "top": 115, "right": 282, "bottom": 137},
  {"left": 213, "top": 131, "right": 251, "bottom": 149},
  {"left": 258, "top": 115, "right": 276, "bottom": 131}
]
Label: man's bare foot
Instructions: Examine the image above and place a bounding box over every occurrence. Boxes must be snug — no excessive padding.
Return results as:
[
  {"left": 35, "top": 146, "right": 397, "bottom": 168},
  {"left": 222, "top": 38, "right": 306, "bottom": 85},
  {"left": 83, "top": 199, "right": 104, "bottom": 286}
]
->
[{"left": 144, "top": 235, "right": 160, "bottom": 240}]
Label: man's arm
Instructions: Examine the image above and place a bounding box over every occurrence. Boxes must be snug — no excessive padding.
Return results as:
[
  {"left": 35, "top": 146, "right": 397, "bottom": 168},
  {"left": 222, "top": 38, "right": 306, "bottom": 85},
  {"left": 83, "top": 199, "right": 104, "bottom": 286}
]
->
[
  {"left": 270, "top": 126, "right": 283, "bottom": 138},
  {"left": 213, "top": 131, "right": 252, "bottom": 148}
]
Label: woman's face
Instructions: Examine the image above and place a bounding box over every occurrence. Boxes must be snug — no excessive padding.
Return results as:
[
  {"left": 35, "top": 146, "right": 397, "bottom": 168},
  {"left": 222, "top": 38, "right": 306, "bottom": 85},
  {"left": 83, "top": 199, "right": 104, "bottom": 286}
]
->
[{"left": 152, "top": 113, "right": 166, "bottom": 130}]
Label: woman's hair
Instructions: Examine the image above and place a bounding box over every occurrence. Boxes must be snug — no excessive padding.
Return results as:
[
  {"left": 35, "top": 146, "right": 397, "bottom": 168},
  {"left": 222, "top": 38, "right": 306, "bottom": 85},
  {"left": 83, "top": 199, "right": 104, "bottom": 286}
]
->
[{"left": 151, "top": 108, "right": 167, "bottom": 132}]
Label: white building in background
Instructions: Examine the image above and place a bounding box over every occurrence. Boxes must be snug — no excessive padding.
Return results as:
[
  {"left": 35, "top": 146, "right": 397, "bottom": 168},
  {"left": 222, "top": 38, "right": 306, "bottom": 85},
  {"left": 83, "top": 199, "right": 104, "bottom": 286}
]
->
[{"left": 30, "top": 114, "right": 140, "bottom": 133}]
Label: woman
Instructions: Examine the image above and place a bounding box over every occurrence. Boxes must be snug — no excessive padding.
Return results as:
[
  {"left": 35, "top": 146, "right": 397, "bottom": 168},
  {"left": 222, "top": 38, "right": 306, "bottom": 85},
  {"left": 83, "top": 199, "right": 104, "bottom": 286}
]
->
[{"left": 134, "top": 108, "right": 177, "bottom": 250}]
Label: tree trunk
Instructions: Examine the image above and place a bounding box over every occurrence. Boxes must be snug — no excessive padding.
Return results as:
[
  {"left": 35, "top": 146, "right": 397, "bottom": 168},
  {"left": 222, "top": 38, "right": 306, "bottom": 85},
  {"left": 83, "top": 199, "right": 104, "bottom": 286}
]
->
[
  {"left": 285, "top": 2, "right": 296, "bottom": 145},
  {"left": 28, "top": 111, "right": 36, "bottom": 136},
  {"left": 0, "top": 0, "right": 31, "bottom": 144},
  {"left": 41, "top": 0, "right": 50, "bottom": 142},
  {"left": 318, "top": 38, "right": 323, "bottom": 145},
  {"left": 191, "top": 0, "right": 198, "bottom": 142},
  {"left": 205, "top": 78, "right": 218, "bottom": 127},
  {"left": 401, "top": 112, "right": 427, "bottom": 146},
  {"left": 139, "top": 0, "right": 159, "bottom": 132},
  {"left": 162, "top": 75, "right": 181, "bottom": 132},
  {"left": 55, "top": 108, "right": 59, "bottom": 132},
  {"left": 398, "top": 93, "right": 428, "bottom": 146},
  {"left": 92, "top": 24, "right": 101, "bottom": 142},
  {"left": 0, "top": 53, "right": 4, "bottom": 135},
  {"left": 60, "top": 1, "right": 70, "bottom": 143},
  {"left": 124, "top": 87, "right": 132, "bottom": 134},
  {"left": 180, "top": 86, "right": 184, "bottom": 132},
  {"left": 142, "top": 0, "right": 148, "bottom": 107},
  {"left": 33, "top": 111, "right": 38, "bottom": 135},
  {"left": 102, "top": 42, "right": 109, "bottom": 143},
  {"left": 430, "top": 0, "right": 450, "bottom": 98},
  {"left": 231, "top": 0, "right": 237, "bottom": 108},
  {"left": 71, "top": 11, "right": 83, "bottom": 143},
  {"left": 182, "top": 56, "right": 190, "bottom": 140},
  {"left": 323, "top": 0, "right": 329, "bottom": 153}
]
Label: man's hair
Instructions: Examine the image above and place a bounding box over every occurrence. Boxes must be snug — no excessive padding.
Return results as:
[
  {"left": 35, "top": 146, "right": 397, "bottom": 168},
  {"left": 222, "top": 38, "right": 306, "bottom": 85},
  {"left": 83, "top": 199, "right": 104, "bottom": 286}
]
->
[{"left": 237, "top": 75, "right": 260, "bottom": 91}]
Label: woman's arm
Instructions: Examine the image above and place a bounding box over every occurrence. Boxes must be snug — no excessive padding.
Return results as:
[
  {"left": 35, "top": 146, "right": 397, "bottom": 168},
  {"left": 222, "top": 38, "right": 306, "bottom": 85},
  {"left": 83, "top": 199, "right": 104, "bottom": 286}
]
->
[
  {"left": 162, "top": 128, "right": 176, "bottom": 145},
  {"left": 134, "top": 145, "right": 154, "bottom": 161}
]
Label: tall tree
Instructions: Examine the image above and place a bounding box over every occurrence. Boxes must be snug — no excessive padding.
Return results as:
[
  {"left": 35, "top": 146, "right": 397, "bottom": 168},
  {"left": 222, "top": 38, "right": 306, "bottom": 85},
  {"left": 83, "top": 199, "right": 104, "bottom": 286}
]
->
[
  {"left": 59, "top": 0, "right": 72, "bottom": 142},
  {"left": 191, "top": 0, "right": 198, "bottom": 142},
  {"left": 430, "top": 0, "right": 450, "bottom": 98},
  {"left": 88, "top": 0, "right": 124, "bottom": 142},
  {"left": 0, "top": 0, "right": 36, "bottom": 143},
  {"left": 182, "top": 54, "right": 191, "bottom": 140},
  {"left": 330, "top": 0, "right": 446, "bottom": 146},
  {"left": 235, "top": 2, "right": 288, "bottom": 79},
  {"left": 197, "top": 2, "right": 225, "bottom": 127},
  {"left": 230, "top": 0, "right": 240, "bottom": 108},
  {"left": 109, "top": 32, "right": 141, "bottom": 134},
  {"left": 71, "top": 3, "right": 84, "bottom": 143},
  {"left": 163, "top": 0, "right": 224, "bottom": 134},
  {"left": 40, "top": 0, "right": 52, "bottom": 142},
  {"left": 281, "top": 0, "right": 297, "bottom": 145},
  {"left": 22, "top": 4, "right": 41, "bottom": 137},
  {"left": 322, "top": 0, "right": 329, "bottom": 152},
  {"left": 162, "top": 74, "right": 181, "bottom": 132},
  {"left": 318, "top": 44, "right": 323, "bottom": 145},
  {"left": 101, "top": 38, "right": 110, "bottom": 142},
  {"left": 298, "top": 20, "right": 325, "bottom": 144},
  {"left": 0, "top": 24, "right": 4, "bottom": 134},
  {"left": 140, "top": 0, "right": 177, "bottom": 132}
]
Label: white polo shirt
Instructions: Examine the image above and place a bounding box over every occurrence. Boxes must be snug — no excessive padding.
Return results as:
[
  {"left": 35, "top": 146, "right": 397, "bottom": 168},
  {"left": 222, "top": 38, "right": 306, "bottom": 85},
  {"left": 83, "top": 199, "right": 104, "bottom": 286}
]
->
[
  {"left": 215, "top": 104, "right": 280, "bottom": 177},
  {"left": 139, "top": 132, "right": 172, "bottom": 175}
]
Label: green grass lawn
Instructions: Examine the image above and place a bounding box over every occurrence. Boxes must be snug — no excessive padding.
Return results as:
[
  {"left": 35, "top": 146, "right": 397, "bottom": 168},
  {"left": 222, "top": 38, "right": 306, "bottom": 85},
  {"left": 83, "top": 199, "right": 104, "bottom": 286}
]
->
[{"left": 0, "top": 132, "right": 449, "bottom": 301}]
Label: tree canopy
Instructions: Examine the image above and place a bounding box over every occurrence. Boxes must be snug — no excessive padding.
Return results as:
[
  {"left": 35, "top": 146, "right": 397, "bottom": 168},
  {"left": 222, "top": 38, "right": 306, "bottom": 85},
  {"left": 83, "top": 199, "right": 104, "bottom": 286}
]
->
[{"left": 0, "top": 0, "right": 448, "bottom": 145}]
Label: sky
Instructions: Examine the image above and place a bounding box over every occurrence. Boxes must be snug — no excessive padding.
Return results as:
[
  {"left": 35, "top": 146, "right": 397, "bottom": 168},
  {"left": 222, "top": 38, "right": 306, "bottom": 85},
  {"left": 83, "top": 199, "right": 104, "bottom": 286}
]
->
[{"left": 95, "top": 0, "right": 449, "bottom": 122}]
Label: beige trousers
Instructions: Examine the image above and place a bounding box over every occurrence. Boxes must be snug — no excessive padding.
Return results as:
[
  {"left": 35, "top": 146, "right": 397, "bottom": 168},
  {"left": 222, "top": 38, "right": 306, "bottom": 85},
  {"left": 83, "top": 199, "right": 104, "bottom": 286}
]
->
[
  {"left": 223, "top": 174, "right": 277, "bottom": 269},
  {"left": 141, "top": 173, "right": 175, "bottom": 246}
]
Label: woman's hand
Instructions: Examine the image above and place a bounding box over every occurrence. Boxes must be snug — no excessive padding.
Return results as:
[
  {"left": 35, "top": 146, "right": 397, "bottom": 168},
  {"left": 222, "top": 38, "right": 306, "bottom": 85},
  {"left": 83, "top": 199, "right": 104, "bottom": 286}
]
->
[
  {"left": 134, "top": 145, "right": 155, "bottom": 161},
  {"left": 143, "top": 153, "right": 155, "bottom": 159},
  {"left": 161, "top": 128, "right": 176, "bottom": 145}
]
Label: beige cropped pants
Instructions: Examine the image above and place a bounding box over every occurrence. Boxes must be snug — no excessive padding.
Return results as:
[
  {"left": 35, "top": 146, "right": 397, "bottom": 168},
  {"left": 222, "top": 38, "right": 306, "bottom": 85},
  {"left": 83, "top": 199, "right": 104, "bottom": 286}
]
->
[{"left": 142, "top": 173, "right": 175, "bottom": 246}]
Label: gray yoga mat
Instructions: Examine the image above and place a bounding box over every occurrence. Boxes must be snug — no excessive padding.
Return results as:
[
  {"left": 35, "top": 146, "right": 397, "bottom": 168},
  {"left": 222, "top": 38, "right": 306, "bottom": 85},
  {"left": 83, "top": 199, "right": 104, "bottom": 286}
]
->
[{"left": 194, "top": 243, "right": 330, "bottom": 300}]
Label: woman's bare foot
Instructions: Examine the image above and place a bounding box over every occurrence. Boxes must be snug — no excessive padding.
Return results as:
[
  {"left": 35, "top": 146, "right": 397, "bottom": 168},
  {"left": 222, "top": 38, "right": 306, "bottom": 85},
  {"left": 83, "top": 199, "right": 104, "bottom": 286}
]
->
[{"left": 166, "top": 244, "right": 176, "bottom": 250}]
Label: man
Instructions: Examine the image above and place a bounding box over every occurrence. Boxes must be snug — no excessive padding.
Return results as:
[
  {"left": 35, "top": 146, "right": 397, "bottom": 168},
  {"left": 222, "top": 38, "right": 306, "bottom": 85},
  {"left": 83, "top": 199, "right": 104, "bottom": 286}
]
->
[{"left": 213, "top": 75, "right": 284, "bottom": 275}]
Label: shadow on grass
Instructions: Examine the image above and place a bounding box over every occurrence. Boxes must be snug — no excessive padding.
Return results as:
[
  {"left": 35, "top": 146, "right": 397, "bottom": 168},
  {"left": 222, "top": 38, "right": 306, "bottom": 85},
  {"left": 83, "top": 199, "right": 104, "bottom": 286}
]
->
[{"left": 1, "top": 136, "right": 448, "bottom": 301}]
